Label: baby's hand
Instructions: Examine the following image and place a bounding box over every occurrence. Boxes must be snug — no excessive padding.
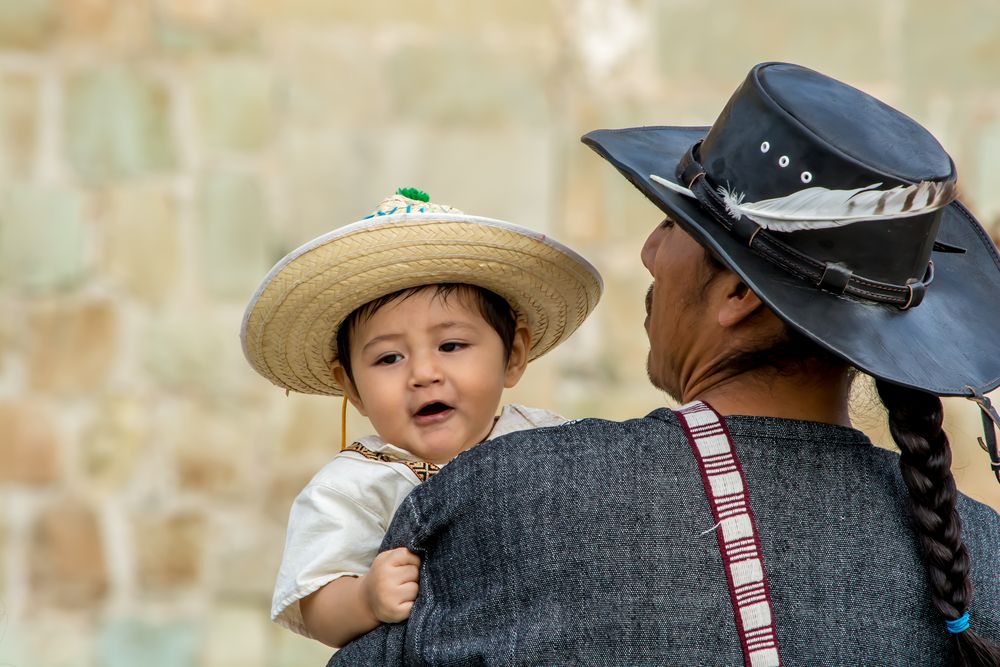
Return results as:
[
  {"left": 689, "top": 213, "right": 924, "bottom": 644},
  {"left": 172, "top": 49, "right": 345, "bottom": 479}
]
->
[{"left": 362, "top": 547, "right": 421, "bottom": 623}]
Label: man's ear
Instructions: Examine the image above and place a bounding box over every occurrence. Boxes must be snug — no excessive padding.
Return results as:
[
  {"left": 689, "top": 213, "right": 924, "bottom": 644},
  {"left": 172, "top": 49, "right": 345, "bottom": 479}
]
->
[
  {"left": 332, "top": 362, "right": 367, "bottom": 416},
  {"left": 717, "top": 275, "right": 765, "bottom": 329},
  {"left": 503, "top": 324, "right": 531, "bottom": 389}
]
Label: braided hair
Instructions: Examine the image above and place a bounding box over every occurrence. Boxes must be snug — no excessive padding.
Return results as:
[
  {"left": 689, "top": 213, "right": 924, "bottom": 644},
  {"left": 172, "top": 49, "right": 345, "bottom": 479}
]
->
[
  {"left": 874, "top": 380, "right": 1000, "bottom": 666},
  {"left": 698, "top": 246, "right": 998, "bottom": 663}
]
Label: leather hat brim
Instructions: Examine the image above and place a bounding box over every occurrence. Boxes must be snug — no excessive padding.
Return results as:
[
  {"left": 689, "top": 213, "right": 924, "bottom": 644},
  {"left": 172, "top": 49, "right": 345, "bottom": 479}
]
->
[{"left": 583, "top": 126, "right": 1000, "bottom": 396}]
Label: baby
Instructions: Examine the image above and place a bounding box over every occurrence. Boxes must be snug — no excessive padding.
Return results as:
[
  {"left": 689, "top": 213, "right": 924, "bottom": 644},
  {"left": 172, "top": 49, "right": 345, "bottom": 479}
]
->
[{"left": 241, "top": 189, "right": 602, "bottom": 647}]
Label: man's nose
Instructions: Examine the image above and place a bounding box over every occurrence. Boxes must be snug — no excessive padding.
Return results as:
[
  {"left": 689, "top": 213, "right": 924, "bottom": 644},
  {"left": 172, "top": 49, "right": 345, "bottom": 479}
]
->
[
  {"left": 409, "top": 352, "right": 442, "bottom": 387},
  {"left": 641, "top": 227, "right": 661, "bottom": 273}
]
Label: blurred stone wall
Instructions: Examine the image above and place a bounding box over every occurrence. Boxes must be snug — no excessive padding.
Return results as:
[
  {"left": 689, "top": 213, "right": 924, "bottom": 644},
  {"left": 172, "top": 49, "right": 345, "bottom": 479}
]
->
[{"left": 0, "top": 1, "right": 998, "bottom": 665}]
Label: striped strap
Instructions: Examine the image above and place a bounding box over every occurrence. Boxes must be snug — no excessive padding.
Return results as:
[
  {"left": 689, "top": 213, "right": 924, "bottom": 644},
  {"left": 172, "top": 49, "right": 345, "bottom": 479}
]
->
[{"left": 675, "top": 401, "right": 783, "bottom": 667}]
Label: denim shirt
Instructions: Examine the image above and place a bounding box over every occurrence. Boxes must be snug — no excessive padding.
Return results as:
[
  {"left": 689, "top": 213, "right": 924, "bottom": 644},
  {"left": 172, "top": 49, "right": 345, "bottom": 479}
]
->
[{"left": 329, "top": 409, "right": 1000, "bottom": 666}]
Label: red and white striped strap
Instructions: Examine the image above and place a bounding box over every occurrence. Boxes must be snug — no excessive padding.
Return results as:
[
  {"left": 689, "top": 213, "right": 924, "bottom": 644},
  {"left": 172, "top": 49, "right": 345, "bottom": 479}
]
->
[{"left": 675, "top": 401, "right": 783, "bottom": 667}]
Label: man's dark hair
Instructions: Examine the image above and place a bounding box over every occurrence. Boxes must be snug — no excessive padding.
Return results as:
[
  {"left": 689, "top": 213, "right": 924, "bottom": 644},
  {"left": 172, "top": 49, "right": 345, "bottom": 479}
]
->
[
  {"left": 697, "top": 246, "right": 1000, "bottom": 666},
  {"left": 697, "top": 246, "right": 846, "bottom": 378},
  {"left": 335, "top": 283, "right": 518, "bottom": 384}
]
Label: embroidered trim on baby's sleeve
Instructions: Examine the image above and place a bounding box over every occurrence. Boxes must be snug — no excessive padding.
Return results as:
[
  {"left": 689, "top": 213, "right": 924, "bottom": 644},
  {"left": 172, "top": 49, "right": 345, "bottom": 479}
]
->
[{"left": 345, "top": 443, "right": 441, "bottom": 483}]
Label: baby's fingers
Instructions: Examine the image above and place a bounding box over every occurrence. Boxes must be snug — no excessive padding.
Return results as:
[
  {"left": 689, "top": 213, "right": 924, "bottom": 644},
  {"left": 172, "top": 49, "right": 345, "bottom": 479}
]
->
[
  {"left": 385, "top": 547, "right": 421, "bottom": 567},
  {"left": 392, "top": 563, "right": 420, "bottom": 585},
  {"left": 381, "top": 599, "right": 414, "bottom": 624},
  {"left": 397, "top": 580, "right": 419, "bottom": 603},
  {"left": 377, "top": 582, "right": 418, "bottom": 623}
]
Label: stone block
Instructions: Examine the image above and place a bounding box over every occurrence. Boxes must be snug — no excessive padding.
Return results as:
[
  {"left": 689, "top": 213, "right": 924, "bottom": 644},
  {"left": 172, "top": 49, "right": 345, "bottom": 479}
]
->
[
  {"left": 0, "top": 513, "right": 6, "bottom": 598},
  {"left": 99, "top": 617, "right": 200, "bottom": 667},
  {"left": 60, "top": 0, "right": 152, "bottom": 51},
  {"left": 197, "top": 168, "right": 270, "bottom": 300},
  {"left": 66, "top": 66, "right": 176, "bottom": 184},
  {"left": 504, "top": 353, "right": 560, "bottom": 415},
  {"left": 441, "top": 2, "right": 554, "bottom": 26},
  {"left": 176, "top": 446, "right": 241, "bottom": 499},
  {"left": 270, "top": 622, "right": 335, "bottom": 667},
  {"left": 134, "top": 511, "right": 205, "bottom": 594},
  {"left": 385, "top": 41, "right": 549, "bottom": 127},
  {"left": 285, "top": 124, "right": 561, "bottom": 246},
  {"left": 971, "top": 120, "right": 1000, "bottom": 226},
  {"left": 559, "top": 126, "right": 610, "bottom": 245},
  {"left": 194, "top": 60, "right": 276, "bottom": 152},
  {"left": 654, "top": 0, "right": 890, "bottom": 87},
  {"left": 202, "top": 603, "right": 268, "bottom": 667},
  {"left": 901, "top": 0, "right": 1000, "bottom": 92},
  {"left": 143, "top": 309, "right": 217, "bottom": 391},
  {"left": 81, "top": 395, "right": 147, "bottom": 492},
  {"left": 99, "top": 184, "right": 181, "bottom": 304},
  {"left": 26, "top": 298, "right": 117, "bottom": 394},
  {"left": 942, "top": 395, "right": 1000, "bottom": 509},
  {"left": 375, "top": 127, "right": 555, "bottom": 233},
  {"left": 0, "top": 0, "right": 56, "bottom": 49},
  {"left": 597, "top": 166, "right": 665, "bottom": 242},
  {"left": 212, "top": 513, "right": 284, "bottom": 599},
  {"left": 168, "top": 404, "right": 252, "bottom": 501},
  {"left": 29, "top": 498, "right": 108, "bottom": 608},
  {"left": 0, "top": 72, "right": 39, "bottom": 177},
  {"left": 142, "top": 304, "right": 249, "bottom": 398},
  {"left": 0, "top": 400, "right": 61, "bottom": 485},
  {"left": 249, "top": 0, "right": 551, "bottom": 26},
  {"left": 274, "top": 32, "right": 385, "bottom": 128},
  {"left": 156, "top": 0, "right": 232, "bottom": 25},
  {"left": 0, "top": 183, "right": 90, "bottom": 292},
  {"left": 275, "top": 129, "right": 387, "bottom": 244},
  {"left": 265, "top": 467, "right": 317, "bottom": 524},
  {"left": 0, "top": 300, "right": 11, "bottom": 373},
  {"left": 280, "top": 393, "right": 351, "bottom": 458},
  {"left": 1, "top": 611, "right": 97, "bottom": 667},
  {"left": 154, "top": 0, "right": 259, "bottom": 53}
]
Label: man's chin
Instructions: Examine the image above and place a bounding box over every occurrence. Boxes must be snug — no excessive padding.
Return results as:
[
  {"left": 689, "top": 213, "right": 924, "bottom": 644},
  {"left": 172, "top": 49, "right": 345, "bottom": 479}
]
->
[{"left": 646, "top": 357, "right": 681, "bottom": 402}]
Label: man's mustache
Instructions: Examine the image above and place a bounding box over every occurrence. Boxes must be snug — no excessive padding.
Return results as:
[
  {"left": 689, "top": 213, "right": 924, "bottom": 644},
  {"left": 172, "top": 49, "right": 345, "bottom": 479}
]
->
[{"left": 645, "top": 284, "right": 654, "bottom": 314}]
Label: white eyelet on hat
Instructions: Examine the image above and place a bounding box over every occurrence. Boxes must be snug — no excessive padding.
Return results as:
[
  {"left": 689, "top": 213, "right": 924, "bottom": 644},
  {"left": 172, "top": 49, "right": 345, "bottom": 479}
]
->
[
  {"left": 801, "top": 171, "right": 813, "bottom": 183},
  {"left": 760, "top": 141, "right": 770, "bottom": 153},
  {"left": 778, "top": 155, "right": 790, "bottom": 167}
]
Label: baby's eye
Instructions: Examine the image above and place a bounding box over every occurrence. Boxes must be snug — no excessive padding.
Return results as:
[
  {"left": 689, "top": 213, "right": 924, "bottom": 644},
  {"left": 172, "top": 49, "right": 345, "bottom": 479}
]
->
[
  {"left": 439, "top": 342, "right": 466, "bottom": 353},
  {"left": 375, "top": 353, "right": 403, "bottom": 365}
]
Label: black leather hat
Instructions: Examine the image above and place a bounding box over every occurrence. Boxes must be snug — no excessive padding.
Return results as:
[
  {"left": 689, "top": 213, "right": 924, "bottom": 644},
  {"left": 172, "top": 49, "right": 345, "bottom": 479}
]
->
[{"left": 583, "top": 62, "right": 1000, "bottom": 401}]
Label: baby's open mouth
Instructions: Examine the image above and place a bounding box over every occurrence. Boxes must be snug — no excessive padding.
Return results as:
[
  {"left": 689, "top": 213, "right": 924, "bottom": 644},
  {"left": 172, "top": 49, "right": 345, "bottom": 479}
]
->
[{"left": 415, "top": 401, "right": 453, "bottom": 417}]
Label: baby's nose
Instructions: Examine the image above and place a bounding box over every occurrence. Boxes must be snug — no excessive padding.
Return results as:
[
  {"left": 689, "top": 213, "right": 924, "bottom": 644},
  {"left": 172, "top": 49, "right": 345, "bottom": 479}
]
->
[{"left": 409, "top": 354, "right": 443, "bottom": 387}]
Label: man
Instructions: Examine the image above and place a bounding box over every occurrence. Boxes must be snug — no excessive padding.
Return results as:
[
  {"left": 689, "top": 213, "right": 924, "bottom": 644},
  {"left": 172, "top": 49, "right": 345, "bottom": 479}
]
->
[{"left": 330, "top": 62, "right": 1000, "bottom": 666}]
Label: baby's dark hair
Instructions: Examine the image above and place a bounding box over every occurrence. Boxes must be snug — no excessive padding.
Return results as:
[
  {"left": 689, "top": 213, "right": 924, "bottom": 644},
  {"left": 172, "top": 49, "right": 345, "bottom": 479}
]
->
[{"left": 335, "top": 283, "right": 518, "bottom": 384}]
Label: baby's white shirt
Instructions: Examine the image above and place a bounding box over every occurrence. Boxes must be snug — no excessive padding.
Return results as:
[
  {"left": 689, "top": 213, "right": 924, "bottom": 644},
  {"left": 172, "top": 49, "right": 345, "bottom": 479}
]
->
[{"left": 271, "top": 404, "right": 566, "bottom": 638}]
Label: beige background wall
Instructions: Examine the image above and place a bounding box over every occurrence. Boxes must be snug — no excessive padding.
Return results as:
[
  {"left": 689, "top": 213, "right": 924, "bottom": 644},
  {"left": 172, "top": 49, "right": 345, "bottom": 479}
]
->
[{"left": 1, "top": 1, "right": 998, "bottom": 665}]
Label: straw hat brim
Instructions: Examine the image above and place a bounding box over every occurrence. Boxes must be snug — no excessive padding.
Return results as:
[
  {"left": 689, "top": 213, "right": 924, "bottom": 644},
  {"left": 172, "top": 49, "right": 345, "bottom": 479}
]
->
[{"left": 241, "top": 213, "right": 603, "bottom": 395}]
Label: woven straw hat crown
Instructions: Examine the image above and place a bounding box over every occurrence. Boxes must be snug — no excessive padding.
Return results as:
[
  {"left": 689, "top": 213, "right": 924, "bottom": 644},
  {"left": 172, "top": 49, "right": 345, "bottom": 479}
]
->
[{"left": 241, "top": 188, "right": 603, "bottom": 395}]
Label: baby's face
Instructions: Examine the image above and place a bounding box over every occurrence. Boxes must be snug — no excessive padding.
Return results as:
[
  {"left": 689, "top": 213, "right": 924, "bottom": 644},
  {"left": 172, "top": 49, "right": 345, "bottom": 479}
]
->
[{"left": 343, "top": 288, "right": 519, "bottom": 464}]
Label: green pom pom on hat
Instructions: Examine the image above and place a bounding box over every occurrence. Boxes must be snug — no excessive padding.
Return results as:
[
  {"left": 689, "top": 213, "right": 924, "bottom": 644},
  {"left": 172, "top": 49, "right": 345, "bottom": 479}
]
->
[
  {"left": 396, "top": 186, "right": 430, "bottom": 202},
  {"left": 370, "top": 188, "right": 461, "bottom": 216}
]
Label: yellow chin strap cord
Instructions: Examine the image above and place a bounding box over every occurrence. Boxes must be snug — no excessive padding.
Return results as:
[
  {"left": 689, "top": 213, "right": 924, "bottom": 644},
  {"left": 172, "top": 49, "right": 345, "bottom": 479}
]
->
[{"left": 340, "top": 394, "right": 348, "bottom": 451}]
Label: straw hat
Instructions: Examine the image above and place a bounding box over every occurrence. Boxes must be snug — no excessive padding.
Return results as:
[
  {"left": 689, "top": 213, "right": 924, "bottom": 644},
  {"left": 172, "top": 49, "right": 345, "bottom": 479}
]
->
[{"left": 241, "top": 188, "right": 603, "bottom": 395}]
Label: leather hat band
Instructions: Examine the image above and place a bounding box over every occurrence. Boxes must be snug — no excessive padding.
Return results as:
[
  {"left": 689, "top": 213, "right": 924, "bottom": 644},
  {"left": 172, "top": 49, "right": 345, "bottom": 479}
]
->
[{"left": 676, "top": 143, "right": 934, "bottom": 309}]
